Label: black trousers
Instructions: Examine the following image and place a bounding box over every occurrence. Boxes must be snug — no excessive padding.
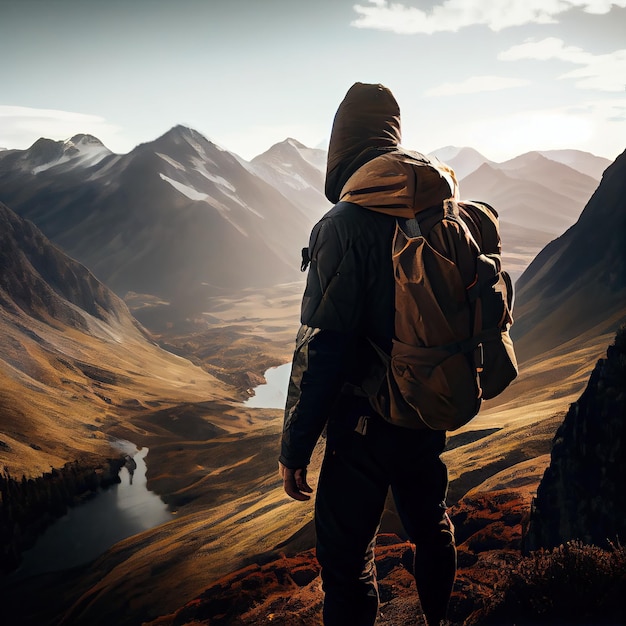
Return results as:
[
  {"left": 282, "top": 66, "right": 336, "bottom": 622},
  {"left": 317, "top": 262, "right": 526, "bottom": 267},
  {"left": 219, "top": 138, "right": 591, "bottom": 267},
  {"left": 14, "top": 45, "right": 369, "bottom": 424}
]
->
[{"left": 315, "top": 412, "right": 456, "bottom": 626}]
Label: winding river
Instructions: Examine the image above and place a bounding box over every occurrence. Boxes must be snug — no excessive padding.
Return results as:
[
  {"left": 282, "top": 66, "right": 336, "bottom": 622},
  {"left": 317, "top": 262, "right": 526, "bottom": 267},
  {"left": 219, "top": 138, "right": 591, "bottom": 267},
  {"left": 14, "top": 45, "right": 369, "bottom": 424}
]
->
[{"left": 9, "top": 440, "right": 172, "bottom": 582}]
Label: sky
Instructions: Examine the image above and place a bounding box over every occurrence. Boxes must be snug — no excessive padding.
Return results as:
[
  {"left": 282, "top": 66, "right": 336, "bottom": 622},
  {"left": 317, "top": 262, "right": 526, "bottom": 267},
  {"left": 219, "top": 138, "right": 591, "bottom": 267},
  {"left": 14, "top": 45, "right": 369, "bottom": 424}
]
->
[{"left": 1, "top": 0, "right": 625, "bottom": 163}]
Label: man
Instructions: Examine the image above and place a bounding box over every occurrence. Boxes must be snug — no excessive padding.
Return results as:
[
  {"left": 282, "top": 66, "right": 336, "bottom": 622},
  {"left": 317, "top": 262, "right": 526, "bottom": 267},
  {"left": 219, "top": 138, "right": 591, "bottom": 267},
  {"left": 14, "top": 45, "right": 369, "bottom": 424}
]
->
[{"left": 279, "top": 82, "right": 457, "bottom": 626}]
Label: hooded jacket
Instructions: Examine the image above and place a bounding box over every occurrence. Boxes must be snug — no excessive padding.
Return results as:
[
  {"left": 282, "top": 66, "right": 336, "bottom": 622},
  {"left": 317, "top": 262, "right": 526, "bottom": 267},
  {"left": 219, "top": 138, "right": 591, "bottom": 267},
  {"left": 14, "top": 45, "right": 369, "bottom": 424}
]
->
[{"left": 279, "top": 83, "right": 457, "bottom": 469}]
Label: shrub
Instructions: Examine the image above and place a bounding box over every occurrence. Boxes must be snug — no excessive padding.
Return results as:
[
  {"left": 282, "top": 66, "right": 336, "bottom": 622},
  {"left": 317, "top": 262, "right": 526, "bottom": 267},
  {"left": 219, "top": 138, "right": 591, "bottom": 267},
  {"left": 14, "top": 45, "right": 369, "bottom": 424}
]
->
[{"left": 470, "top": 540, "right": 626, "bottom": 625}]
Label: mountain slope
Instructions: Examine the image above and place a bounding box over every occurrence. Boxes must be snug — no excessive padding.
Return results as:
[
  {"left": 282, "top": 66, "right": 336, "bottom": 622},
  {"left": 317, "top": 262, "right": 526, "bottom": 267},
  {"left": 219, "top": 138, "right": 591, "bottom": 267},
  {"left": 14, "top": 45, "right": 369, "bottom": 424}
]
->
[
  {"left": 0, "top": 200, "right": 233, "bottom": 478},
  {"left": 460, "top": 157, "right": 599, "bottom": 236},
  {"left": 429, "top": 146, "right": 495, "bottom": 179},
  {"left": 248, "top": 137, "right": 330, "bottom": 224},
  {"left": 511, "top": 149, "right": 626, "bottom": 361},
  {"left": 428, "top": 148, "right": 605, "bottom": 281},
  {"left": 0, "top": 127, "right": 311, "bottom": 308},
  {"left": 537, "top": 149, "right": 612, "bottom": 179}
]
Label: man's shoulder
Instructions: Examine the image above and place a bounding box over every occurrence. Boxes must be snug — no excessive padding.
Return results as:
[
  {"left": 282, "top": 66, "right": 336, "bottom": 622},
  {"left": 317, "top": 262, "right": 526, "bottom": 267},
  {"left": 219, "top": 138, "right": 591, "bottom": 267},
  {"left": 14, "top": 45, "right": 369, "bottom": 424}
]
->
[{"left": 320, "top": 201, "right": 392, "bottom": 226}]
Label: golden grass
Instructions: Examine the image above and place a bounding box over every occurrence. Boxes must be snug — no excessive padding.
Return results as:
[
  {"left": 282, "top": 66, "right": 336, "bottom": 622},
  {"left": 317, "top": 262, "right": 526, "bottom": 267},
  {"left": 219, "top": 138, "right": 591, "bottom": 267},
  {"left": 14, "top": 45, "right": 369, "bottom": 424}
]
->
[{"left": 3, "top": 280, "right": 619, "bottom": 626}]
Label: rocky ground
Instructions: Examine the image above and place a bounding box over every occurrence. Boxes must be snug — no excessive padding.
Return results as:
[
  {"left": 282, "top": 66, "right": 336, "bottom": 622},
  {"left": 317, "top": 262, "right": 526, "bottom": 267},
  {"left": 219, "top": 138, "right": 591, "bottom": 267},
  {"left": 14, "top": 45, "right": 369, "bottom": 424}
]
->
[{"left": 147, "top": 485, "right": 532, "bottom": 626}]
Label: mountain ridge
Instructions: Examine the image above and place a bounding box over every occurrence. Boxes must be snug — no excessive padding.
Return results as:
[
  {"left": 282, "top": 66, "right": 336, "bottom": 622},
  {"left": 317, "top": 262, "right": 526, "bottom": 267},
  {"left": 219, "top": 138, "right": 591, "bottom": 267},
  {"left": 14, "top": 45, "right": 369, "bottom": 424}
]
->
[
  {"left": 512, "top": 148, "right": 626, "bottom": 361},
  {"left": 0, "top": 126, "right": 318, "bottom": 309},
  {"left": 0, "top": 200, "right": 233, "bottom": 478}
]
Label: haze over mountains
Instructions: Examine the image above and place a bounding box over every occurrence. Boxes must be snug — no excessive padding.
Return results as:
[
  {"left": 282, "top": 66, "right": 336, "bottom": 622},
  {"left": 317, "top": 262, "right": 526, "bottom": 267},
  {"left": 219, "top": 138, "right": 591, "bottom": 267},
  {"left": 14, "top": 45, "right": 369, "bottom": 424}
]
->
[
  {"left": 0, "top": 128, "right": 323, "bottom": 312},
  {"left": 0, "top": 199, "right": 233, "bottom": 477},
  {"left": 0, "top": 128, "right": 611, "bottom": 314},
  {"left": 430, "top": 146, "right": 611, "bottom": 280},
  {"left": 512, "top": 148, "right": 626, "bottom": 362}
]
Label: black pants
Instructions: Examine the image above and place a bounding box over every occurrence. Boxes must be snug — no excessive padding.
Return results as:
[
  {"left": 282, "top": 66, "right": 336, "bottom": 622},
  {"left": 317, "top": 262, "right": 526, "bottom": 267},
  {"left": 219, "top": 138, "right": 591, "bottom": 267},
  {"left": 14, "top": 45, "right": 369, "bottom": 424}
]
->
[{"left": 315, "top": 413, "right": 456, "bottom": 626}]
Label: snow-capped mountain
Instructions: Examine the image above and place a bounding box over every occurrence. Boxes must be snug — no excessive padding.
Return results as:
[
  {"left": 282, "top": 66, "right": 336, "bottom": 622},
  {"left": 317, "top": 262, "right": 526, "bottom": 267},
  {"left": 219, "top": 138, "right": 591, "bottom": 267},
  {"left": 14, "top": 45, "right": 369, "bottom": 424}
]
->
[
  {"left": 5, "top": 133, "right": 116, "bottom": 175},
  {"left": 0, "top": 126, "right": 314, "bottom": 310},
  {"left": 0, "top": 130, "right": 615, "bottom": 308},
  {"left": 248, "top": 138, "right": 330, "bottom": 223}
]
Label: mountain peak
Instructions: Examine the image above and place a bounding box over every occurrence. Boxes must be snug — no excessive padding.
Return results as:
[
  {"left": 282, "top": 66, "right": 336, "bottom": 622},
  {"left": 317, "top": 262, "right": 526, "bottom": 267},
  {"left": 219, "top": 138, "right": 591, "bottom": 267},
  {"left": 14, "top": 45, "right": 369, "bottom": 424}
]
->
[
  {"left": 153, "top": 125, "right": 229, "bottom": 155},
  {"left": 285, "top": 137, "right": 308, "bottom": 150},
  {"left": 66, "top": 133, "right": 105, "bottom": 148},
  {"left": 429, "top": 146, "right": 493, "bottom": 179},
  {"left": 22, "top": 134, "right": 112, "bottom": 174}
]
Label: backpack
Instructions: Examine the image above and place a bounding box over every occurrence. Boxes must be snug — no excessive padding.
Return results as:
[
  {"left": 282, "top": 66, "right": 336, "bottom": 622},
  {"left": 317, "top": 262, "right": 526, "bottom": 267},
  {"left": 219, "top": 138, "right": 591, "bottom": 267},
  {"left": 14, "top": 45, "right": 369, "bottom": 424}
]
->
[{"left": 368, "top": 198, "right": 518, "bottom": 431}]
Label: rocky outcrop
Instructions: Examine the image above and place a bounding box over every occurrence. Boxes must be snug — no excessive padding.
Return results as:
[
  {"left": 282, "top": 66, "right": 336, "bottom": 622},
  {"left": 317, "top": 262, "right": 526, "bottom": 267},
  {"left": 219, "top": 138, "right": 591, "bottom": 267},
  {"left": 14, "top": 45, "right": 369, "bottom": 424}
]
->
[{"left": 524, "top": 327, "right": 626, "bottom": 552}]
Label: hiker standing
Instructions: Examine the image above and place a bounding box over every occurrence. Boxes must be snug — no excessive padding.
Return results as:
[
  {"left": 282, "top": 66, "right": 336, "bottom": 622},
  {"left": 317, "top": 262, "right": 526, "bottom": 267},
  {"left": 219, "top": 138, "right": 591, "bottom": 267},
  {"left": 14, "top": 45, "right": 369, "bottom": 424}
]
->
[{"left": 279, "top": 82, "right": 461, "bottom": 626}]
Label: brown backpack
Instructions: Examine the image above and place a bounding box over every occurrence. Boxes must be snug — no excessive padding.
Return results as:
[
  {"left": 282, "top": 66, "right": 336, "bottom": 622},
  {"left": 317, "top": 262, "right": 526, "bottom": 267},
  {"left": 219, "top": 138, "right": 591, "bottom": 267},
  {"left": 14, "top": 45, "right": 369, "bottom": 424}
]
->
[{"left": 369, "top": 198, "right": 518, "bottom": 431}]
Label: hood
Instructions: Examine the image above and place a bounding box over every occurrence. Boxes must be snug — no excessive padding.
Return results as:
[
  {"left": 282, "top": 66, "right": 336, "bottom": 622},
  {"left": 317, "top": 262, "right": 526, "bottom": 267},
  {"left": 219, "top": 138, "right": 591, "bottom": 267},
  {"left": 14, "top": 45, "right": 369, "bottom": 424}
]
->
[
  {"left": 340, "top": 150, "right": 458, "bottom": 219},
  {"left": 325, "top": 82, "right": 401, "bottom": 203},
  {"left": 324, "top": 82, "right": 457, "bottom": 217}
]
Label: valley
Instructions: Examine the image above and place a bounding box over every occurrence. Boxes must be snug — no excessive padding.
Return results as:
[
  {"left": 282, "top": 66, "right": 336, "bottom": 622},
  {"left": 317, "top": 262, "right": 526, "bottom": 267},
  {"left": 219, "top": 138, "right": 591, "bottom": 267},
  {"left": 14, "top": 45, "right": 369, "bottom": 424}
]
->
[
  {"left": 2, "top": 283, "right": 616, "bottom": 626},
  {"left": 0, "top": 131, "right": 623, "bottom": 625}
]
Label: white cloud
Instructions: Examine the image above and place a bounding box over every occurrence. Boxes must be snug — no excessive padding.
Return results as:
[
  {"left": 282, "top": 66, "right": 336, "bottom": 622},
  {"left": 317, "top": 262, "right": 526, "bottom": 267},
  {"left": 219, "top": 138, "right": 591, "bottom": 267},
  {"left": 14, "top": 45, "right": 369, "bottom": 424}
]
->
[
  {"left": 0, "top": 105, "right": 125, "bottom": 151},
  {"left": 500, "top": 38, "right": 626, "bottom": 92},
  {"left": 425, "top": 75, "right": 531, "bottom": 97},
  {"left": 351, "top": 0, "right": 626, "bottom": 34}
]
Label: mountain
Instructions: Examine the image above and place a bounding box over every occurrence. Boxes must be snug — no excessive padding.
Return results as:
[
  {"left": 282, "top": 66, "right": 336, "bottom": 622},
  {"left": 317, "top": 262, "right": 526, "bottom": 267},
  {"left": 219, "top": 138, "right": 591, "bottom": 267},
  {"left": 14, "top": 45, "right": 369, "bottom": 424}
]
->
[
  {"left": 460, "top": 154, "right": 600, "bottom": 236},
  {"left": 537, "top": 149, "right": 612, "bottom": 180},
  {"left": 0, "top": 133, "right": 611, "bottom": 299},
  {"left": 511, "top": 149, "right": 626, "bottom": 361},
  {"left": 0, "top": 127, "right": 312, "bottom": 309},
  {"left": 0, "top": 200, "right": 231, "bottom": 478},
  {"left": 429, "top": 146, "right": 495, "bottom": 179},
  {"left": 459, "top": 156, "right": 602, "bottom": 281},
  {"left": 426, "top": 147, "right": 606, "bottom": 281},
  {"left": 430, "top": 146, "right": 608, "bottom": 186},
  {"left": 248, "top": 138, "right": 330, "bottom": 223}
]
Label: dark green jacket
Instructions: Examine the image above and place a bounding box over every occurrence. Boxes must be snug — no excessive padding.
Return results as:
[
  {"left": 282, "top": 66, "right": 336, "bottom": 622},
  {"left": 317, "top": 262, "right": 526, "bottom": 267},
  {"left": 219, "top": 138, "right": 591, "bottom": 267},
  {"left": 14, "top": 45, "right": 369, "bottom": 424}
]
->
[
  {"left": 279, "top": 201, "right": 396, "bottom": 468},
  {"left": 279, "top": 83, "right": 457, "bottom": 468}
]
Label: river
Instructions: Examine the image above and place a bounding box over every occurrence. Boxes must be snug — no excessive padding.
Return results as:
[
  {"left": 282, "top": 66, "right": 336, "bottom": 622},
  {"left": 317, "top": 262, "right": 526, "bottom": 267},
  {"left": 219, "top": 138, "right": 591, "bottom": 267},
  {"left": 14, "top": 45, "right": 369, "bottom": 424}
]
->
[
  {"left": 8, "top": 440, "right": 172, "bottom": 582},
  {"left": 9, "top": 367, "right": 290, "bottom": 583}
]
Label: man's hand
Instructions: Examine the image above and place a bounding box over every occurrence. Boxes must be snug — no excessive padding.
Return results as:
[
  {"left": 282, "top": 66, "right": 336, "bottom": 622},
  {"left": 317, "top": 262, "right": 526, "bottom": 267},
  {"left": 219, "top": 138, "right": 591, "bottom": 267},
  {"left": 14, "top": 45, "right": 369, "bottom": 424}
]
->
[{"left": 279, "top": 462, "right": 313, "bottom": 501}]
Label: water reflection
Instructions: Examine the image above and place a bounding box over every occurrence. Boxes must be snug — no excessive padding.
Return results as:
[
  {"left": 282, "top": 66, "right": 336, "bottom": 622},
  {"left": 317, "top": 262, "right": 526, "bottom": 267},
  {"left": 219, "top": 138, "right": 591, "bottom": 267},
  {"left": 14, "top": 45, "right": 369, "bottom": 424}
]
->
[{"left": 9, "top": 443, "right": 171, "bottom": 581}]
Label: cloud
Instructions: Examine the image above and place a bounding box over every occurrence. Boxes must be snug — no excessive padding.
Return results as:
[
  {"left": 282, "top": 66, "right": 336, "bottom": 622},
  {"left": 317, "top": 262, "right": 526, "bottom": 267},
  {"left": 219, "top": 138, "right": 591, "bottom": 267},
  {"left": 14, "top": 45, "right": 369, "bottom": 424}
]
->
[
  {"left": 499, "top": 38, "right": 626, "bottom": 91},
  {"left": 351, "top": 0, "right": 626, "bottom": 34},
  {"left": 425, "top": 75, "right": 531, "bottom": 97},
  {"left": 0, "top": 105, "right": 124, "bottom": 150}
]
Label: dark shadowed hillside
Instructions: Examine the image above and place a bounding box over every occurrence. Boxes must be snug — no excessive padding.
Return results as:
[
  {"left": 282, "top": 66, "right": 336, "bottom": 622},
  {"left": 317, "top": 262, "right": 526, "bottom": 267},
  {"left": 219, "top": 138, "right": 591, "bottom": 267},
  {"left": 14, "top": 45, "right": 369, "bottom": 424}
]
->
[
  {"left": 0, "top": 200, "right": 138, "bottom": 333},
  {"left": 524, "top": 326, "right": 626, "bottom": 552},
  {"left": 511, "top": 149, "right": 626, "bottom": 361}
]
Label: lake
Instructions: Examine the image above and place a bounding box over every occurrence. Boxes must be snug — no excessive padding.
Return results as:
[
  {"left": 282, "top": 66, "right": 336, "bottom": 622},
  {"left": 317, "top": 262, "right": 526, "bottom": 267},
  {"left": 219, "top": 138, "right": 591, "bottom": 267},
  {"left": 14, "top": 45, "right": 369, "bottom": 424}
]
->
[
  {"left": 8, "top": 440, "right": 172, "bottom": 581},
  {"left": 244, "top": 362, "right": 291, "bottom": 409}
]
